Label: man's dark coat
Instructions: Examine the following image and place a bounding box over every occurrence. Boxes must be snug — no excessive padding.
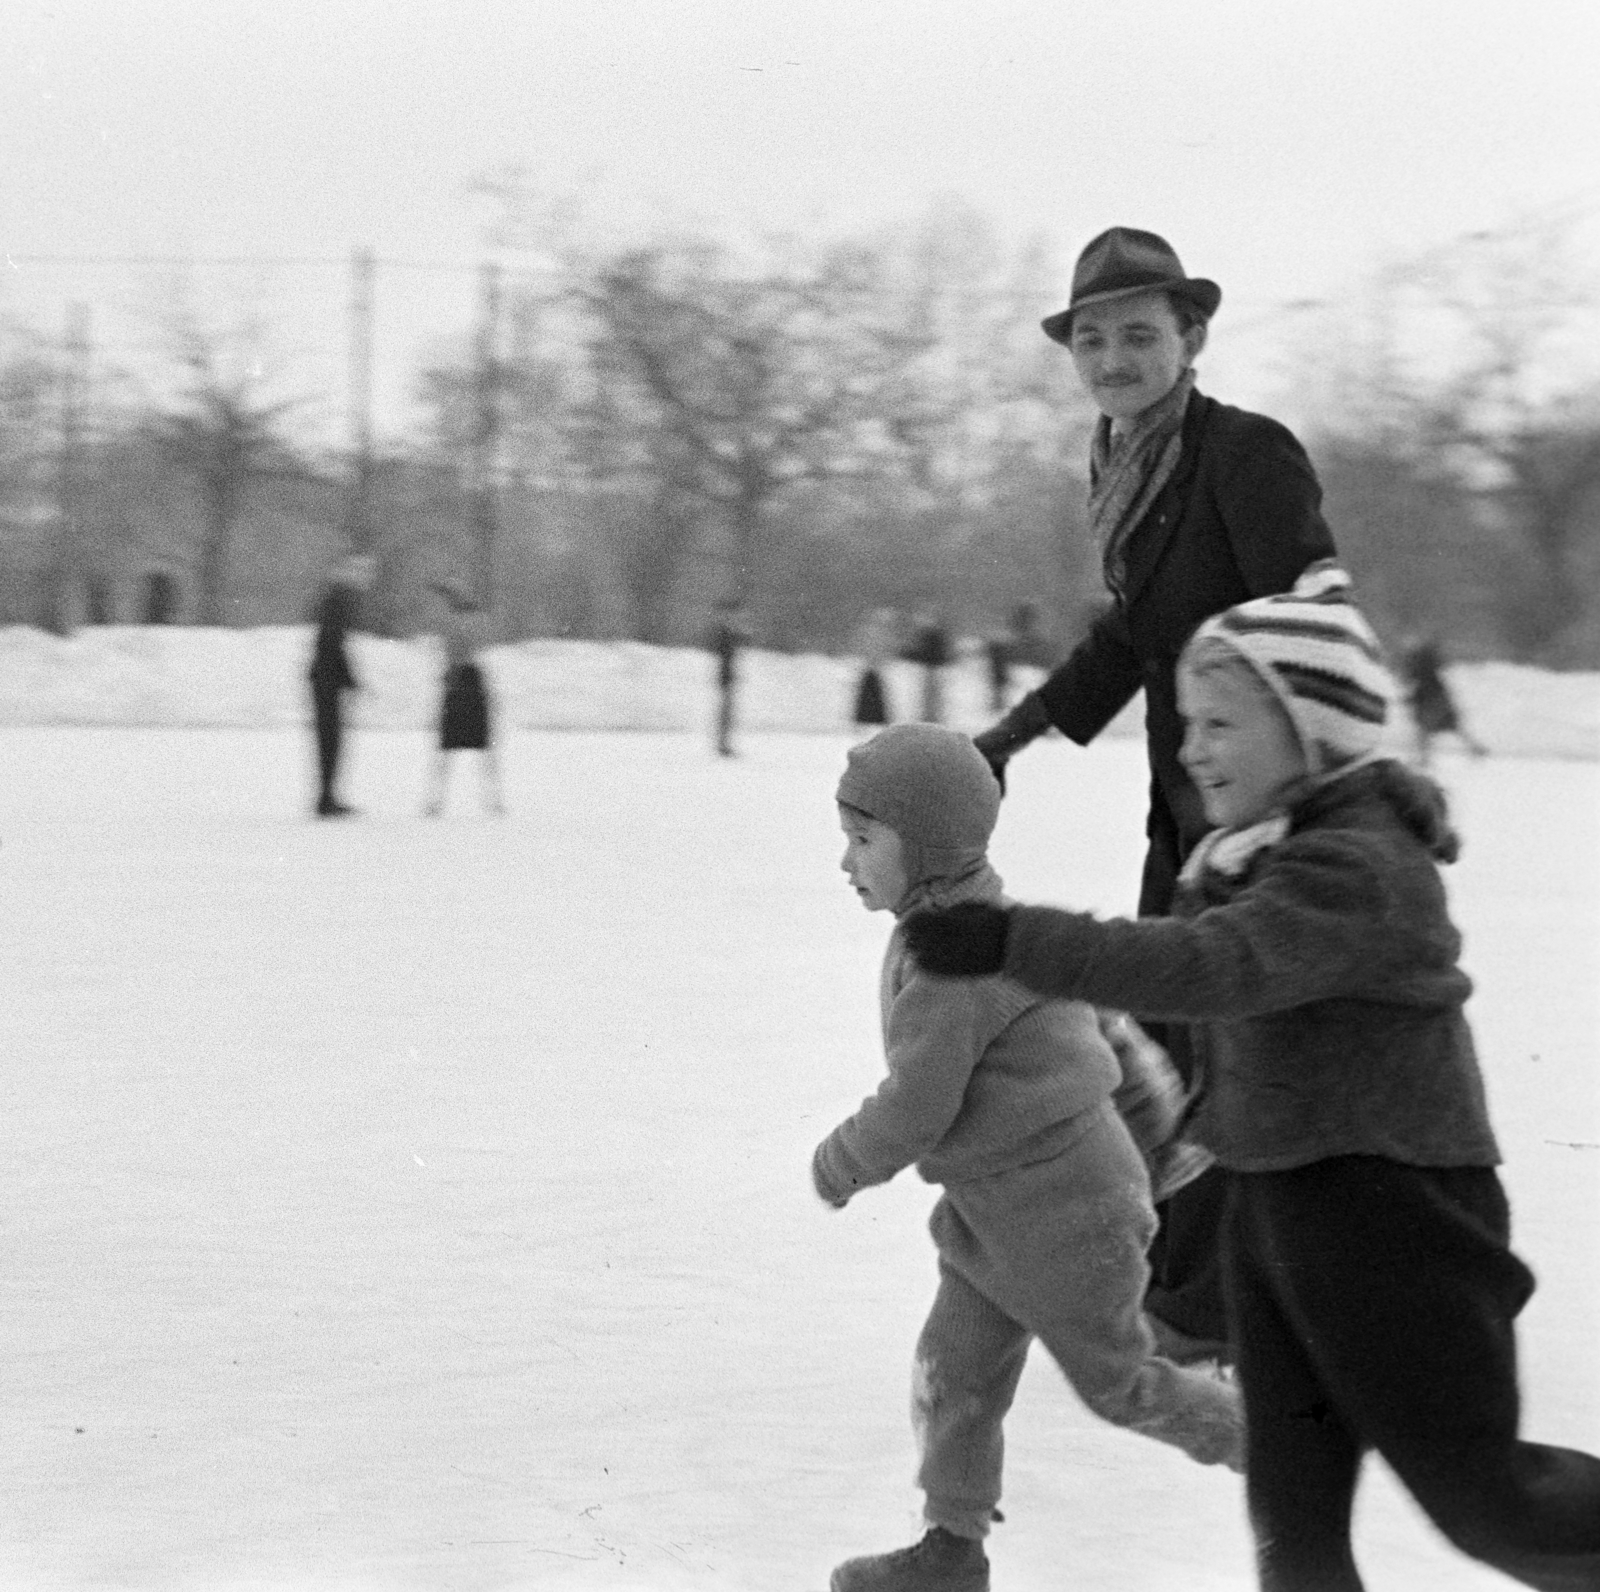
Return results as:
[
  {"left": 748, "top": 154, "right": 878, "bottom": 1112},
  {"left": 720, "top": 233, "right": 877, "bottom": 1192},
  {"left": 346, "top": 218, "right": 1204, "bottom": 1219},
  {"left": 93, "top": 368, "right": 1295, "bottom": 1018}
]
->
[{"left": 1036, "top": 391, "right": 1337, "bottom": 915}]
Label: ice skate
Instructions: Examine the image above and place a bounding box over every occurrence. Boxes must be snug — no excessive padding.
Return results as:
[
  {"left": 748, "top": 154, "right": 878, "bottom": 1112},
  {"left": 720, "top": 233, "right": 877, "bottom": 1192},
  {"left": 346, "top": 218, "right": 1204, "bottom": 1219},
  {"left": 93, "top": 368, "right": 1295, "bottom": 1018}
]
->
[{"left": 829, "top": 1526, "right": 988, "bottom": 1592}]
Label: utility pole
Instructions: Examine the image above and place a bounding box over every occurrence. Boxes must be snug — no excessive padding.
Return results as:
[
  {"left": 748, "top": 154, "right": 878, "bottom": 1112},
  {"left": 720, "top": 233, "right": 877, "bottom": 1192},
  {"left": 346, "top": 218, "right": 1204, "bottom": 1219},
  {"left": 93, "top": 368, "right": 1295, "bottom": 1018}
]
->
[
  {"left": 345, "top": 245, "right": 376, "bottom": 552},
  {"left": 49, "top": 301, "right": 92, "bottom": 633},
  {"left": 472, "top": 260, "right": 503, "bottom": 608}
]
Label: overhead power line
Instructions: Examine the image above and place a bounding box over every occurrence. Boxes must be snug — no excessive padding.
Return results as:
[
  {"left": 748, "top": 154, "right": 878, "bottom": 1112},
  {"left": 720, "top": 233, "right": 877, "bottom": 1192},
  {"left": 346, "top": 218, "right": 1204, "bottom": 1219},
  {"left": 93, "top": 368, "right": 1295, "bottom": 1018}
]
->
[
  {"left": 8, "top": 253, "right": 349, "bottom": 268},
  {"left": 6, "top": 252, "right": 494, "bottom": 277}
]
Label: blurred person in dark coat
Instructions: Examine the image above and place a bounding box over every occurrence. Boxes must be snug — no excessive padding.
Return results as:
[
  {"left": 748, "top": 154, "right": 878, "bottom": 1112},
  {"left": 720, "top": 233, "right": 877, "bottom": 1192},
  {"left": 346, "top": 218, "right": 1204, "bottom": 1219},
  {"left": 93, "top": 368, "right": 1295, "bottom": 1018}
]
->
[
  {"left": 983, "top": 600, "right": 1051, "bottom": 714},
  {"left": 1402, "top": 635, "right": 1487, "bottom": 767},
  {"left": 307, "top": 552, "right": 375, "bottom": 818},
  {"left": 970, "top": 228, "right": 1338, "bottom": 1364},
  {"left": 903, "top": 610, "right": 952, "bottom": 725},
  {"left": 852, "top": 606, "right": 900, "bottom": 730},
  {"left": 705, "top": 597, "right": 752, "bottom": 757}
]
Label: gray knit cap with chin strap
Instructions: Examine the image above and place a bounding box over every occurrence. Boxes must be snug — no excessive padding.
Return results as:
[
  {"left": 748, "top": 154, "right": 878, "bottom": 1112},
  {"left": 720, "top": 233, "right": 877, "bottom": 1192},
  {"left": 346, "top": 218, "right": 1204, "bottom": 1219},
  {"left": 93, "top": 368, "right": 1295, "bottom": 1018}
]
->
[{"left": 836, "top": 723, "right": 1001, "bottom": 888}]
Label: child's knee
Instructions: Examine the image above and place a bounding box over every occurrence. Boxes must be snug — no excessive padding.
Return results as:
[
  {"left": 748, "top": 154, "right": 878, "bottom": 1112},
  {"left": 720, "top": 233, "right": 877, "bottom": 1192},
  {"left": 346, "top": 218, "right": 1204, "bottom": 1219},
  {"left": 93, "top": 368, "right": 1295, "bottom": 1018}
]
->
[
  {"left": 1051, "top": 1326, "right": 1159, "bottom": 1423},
  {"left": 910, "top": 1349, "right": 1016, "bottom": 1470},
  {"left": 913, "top": 1353, "right": 977, "bottom": 1428},
  {"left": 912, "top": 1346, "right": 1008, "bottom": 1416},
  {"left": 1074, "top": 1358, "right": 1161, "bottom": 1426},
  {"left": 1076, "top": 1357, "right": 1245, "bottom": 1468},
  {"left": 1403, "top": 1446, "right": 1598, "bottom": 1564}
]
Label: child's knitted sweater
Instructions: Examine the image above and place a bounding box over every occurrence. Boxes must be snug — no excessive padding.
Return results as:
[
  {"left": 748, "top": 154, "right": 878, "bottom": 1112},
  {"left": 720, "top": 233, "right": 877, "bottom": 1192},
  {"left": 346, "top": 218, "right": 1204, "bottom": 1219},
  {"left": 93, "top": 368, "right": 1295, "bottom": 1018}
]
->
[
  {"left": 998, "top": 763, "right": 1501, "bottom": 1174},
  {"left": 813, "top": 866, "right": 1123, "bottom": 1202}
]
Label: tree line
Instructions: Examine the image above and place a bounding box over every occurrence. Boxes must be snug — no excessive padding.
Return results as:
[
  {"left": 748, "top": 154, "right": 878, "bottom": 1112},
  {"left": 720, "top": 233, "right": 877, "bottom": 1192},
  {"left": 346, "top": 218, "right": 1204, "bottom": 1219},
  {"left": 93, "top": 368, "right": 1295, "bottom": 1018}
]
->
[{"left": 2, "top": 200, "right": 1597, "bottom": 669}]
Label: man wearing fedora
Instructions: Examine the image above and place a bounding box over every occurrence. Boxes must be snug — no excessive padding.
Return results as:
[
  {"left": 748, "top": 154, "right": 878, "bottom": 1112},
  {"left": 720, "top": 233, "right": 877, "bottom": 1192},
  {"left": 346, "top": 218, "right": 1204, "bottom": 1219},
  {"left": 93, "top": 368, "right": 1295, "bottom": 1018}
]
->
[{"left": 973, "top": 227, "right": 1339, "bottom": 1369}]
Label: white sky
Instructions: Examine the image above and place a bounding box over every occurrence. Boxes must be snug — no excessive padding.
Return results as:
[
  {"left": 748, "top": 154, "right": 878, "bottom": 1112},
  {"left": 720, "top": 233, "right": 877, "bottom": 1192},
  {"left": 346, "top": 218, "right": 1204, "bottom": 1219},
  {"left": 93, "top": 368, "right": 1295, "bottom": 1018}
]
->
[{"left": 4, "top": 0, "right": 1599, "bottom": 440}]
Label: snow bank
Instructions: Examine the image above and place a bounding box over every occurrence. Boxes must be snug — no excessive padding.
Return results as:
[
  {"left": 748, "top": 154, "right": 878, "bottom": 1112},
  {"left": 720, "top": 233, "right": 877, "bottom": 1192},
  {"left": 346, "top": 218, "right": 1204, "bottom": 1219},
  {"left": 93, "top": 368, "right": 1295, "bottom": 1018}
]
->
[
  {"left": 0, "top": 625, "right": 1044, "bottom": 736},
  {"left": 0, "top": 623, "right": 1595, "bottom": 757},
  {"left": 1431, "top": 661, "right": 1600, "bottom": 761}
]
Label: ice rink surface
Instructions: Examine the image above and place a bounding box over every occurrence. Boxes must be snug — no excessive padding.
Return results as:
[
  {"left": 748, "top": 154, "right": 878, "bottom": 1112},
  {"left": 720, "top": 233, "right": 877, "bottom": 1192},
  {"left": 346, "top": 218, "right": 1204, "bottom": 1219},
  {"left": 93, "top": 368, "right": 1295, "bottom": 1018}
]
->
[{"left": 1, "top": 726, "right": 1595, "bottom": 1591}]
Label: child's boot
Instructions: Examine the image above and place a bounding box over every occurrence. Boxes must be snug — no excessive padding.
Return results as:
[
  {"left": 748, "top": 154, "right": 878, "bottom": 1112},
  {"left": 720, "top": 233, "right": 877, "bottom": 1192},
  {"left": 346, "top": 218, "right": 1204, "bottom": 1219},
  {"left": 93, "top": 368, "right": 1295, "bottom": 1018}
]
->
[{"left": 829, "top": 1526, "right": 989, "bottom": 1592}]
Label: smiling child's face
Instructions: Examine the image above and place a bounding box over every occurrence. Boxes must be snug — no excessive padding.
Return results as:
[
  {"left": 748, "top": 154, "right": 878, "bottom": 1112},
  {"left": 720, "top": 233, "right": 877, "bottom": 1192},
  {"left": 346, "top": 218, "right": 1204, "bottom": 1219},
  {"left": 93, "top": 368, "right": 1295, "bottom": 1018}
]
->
[
  {"left": 1179, "top": 660, "right": 1308, "bottom": 829},
  {"left": 839, "top": 807, "right": 909, "bottom": 914}
]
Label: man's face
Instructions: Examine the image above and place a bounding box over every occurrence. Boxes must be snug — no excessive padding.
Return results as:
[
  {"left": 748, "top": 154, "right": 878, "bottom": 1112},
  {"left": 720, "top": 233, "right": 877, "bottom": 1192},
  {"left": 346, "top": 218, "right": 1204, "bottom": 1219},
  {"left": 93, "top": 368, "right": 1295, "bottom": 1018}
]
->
[{"left": 1067, "top": 290, "right": 1204, "bottom": 425}]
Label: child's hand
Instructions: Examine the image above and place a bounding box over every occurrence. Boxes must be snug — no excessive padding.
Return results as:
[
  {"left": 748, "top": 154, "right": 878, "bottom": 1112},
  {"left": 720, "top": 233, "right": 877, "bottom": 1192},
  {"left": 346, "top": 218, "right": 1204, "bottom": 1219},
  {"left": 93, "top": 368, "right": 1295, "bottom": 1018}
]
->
[
  {"left": 811, "top": 1143, "right": 852, "bottom": 1209},
  {"left": 903, "top": 903, "right": 1011, "bottom": 976}
]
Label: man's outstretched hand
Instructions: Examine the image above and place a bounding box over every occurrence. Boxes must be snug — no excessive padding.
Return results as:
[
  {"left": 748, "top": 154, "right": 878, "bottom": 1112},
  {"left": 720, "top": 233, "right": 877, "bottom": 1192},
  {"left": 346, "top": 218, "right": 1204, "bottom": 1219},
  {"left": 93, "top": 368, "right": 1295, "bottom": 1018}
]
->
[
  {"left": 902, "top": 903, "right": 1012, "bottom": 976},
  {"left": 969, "top": 726, "right": 1011, "bottom": 795}
]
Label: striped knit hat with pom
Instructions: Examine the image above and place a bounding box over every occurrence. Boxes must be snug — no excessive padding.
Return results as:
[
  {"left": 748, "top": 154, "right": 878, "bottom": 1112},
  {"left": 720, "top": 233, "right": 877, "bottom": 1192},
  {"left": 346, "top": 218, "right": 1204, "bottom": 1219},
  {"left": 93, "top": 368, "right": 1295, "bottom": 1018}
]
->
[{"left": 1180, "top": 560, "right": 1397, "bottom": 777}]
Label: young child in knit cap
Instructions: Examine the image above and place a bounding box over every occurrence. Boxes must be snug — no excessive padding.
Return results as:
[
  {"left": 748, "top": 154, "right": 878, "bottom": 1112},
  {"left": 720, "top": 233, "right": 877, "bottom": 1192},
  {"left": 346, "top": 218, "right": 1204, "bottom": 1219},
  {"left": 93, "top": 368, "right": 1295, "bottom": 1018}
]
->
[
  {"left": 817, "top": 722, "right": 1242, "bottom": 1592},
  {"left": 905, "top": 562, "right": 1600, "bottom": 1592}
]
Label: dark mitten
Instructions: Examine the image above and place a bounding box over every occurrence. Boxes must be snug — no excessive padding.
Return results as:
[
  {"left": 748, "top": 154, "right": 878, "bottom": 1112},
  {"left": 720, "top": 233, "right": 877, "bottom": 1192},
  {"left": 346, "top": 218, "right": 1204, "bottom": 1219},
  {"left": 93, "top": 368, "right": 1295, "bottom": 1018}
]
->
[
  {"left": 971, "top": 692, "right": 1053, "bottom": 794},
  {"left": 903, "top": 903, "right": 1011, "bottom": 976}
]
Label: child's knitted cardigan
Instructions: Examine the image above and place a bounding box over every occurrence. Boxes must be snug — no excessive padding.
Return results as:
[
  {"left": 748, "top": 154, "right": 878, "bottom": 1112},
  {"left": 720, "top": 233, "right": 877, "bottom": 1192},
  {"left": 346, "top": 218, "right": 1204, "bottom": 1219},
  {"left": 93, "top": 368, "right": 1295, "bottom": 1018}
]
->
[
  {"left": 813, "top": 863, "right": 1127, "bottom": 1203},
  {"left": 997, "top": 762, "right": 1502, "bottom": 1174}
]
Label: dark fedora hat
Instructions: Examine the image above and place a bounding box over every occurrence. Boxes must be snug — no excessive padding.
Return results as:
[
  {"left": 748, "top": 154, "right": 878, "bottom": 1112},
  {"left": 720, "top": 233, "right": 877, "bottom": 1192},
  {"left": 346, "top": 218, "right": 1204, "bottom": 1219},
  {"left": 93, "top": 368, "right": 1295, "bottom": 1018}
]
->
[{"left": 1042, "top": 227, "right": 1221, "bottom": 344}]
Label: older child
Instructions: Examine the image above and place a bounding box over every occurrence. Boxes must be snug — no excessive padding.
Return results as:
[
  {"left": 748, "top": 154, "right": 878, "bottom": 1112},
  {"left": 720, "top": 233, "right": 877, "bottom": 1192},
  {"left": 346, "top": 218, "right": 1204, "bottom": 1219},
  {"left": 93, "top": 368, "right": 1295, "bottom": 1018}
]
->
[
  {"left": 818, "top": 723, "right": 1241, "bottom": 1592},
  {"left": 904, "top": 563, "right": 1600, "bottom": 1592}
]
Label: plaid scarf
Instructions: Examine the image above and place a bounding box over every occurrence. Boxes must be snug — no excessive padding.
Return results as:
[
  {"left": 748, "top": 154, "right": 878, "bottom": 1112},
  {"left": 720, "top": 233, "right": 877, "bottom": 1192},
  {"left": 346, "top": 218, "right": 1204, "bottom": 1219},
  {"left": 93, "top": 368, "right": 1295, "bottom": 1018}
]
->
[{"left": 1087, "top": 368, "right": 1196, "bottom": 602}]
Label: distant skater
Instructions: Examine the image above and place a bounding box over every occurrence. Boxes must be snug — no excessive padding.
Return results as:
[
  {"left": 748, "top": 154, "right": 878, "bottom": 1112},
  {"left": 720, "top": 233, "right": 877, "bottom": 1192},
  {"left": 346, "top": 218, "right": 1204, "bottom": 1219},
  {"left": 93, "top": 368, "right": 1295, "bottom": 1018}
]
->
[
  {"left": 424, "top": 591, "right": 504, "bottom": 817},
  {"left": 1402, "top": 636, "right": 1487, "bottom": 767},
  {"left": 819, "top": 724, "right": 1241, "bottom": 1592},
  {"left": 705, "top": 598, "right": 751, "bottom": 757},
  {"left": 981, "top": 602, "right": 1047, "bottom": 715},
  {"left": 982, "top": 630, "right": 1012, "bottom": 717},
  {"left": 852, "top": 607, "right": 899, "bottom": 731},
  {"left": 902, "top": 612, "right": 952, "bottom": 725},
  {"left": 307, "top": 551, "right": 374, "bottom": 818},
  {"left": 907, "top": 564, "right": 1600, "bottom": 1592}
]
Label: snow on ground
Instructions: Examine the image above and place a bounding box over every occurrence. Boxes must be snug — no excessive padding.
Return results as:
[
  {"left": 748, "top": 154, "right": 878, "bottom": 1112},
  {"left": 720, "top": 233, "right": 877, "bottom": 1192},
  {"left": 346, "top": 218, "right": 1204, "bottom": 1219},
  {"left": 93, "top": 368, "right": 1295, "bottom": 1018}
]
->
[{"left": 0, "top": 636, "right": 1596, "bottom": 1591}]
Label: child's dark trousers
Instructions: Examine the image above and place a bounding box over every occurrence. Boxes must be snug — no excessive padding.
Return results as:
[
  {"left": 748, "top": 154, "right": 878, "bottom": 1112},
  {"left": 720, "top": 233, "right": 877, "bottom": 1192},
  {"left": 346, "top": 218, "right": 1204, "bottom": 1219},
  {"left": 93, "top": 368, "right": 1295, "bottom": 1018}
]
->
[{"left": 1224, "top": 1156, "right": 1600, "bottom": 1592}]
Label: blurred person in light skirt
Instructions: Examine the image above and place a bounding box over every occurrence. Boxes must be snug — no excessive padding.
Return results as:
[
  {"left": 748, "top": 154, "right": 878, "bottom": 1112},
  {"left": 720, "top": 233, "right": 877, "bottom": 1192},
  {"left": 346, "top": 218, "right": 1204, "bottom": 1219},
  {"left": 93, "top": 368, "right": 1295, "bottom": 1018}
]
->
[{"left": 424, "top": 586, "right": 504, "bottom": 817}]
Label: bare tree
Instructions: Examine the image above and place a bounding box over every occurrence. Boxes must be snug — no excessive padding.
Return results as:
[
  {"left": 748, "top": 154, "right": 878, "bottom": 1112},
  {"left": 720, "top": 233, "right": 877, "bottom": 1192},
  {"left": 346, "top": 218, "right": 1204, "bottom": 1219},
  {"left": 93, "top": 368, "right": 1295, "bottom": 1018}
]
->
[
  {"left": 1402, "top": 224, "right": 1600, "bottom": 659},
  {"left": 447, "top": 180, "right": 1109, "bottom": 645},
  {"left": 148, "top": 309, "right": 315, "bottom": 626},
  {"left": 575, "top": 237, "right": 943, "bottom": 607},
  {"left": 1297, "top": 209, "right": 1600, "bottom": 662},
  {"left": 0, "top": 332, "right": 58, "bottom": 511},
  {"left": 0, "top": 328, "right": 62, "bottom": 623}
]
